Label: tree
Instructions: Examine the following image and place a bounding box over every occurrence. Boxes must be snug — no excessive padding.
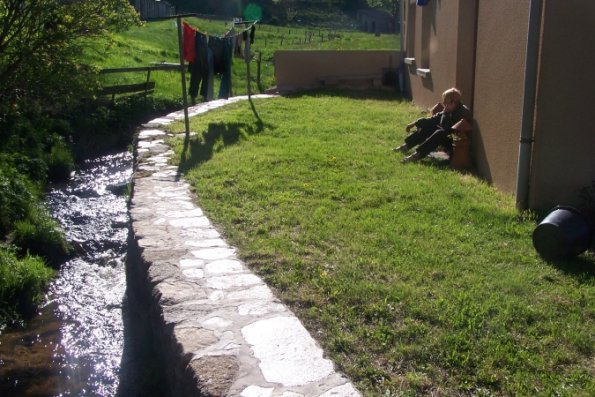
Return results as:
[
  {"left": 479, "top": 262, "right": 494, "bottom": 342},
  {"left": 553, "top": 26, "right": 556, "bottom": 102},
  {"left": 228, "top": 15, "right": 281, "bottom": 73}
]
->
[
  {"left": 366, "top": 0, "right": 399, "bottom": 17},
  {"left": 0, "top": 0, "right": 139, "bottom": 116}
]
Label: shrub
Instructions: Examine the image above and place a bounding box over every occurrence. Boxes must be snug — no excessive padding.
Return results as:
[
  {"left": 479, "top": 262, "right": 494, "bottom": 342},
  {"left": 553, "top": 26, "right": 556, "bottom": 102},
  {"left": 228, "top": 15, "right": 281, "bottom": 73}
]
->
[
  {"left": 46, "top": 138, "right": 75, "bottom": 183},
  {"left": 0, "top": 245, "right": 55, "bottom": 324},
  {"left": 0, "top": 166, "right": 38, "bottom": 236},
  {"left": 8, "top": 154, "right": 49, "bottom": 184},
  {"left": 11, "top": 208, "right": 71, "bottom": 268},
  {"left": 0, "top": 113, "right": 76, "bottom": 183}
]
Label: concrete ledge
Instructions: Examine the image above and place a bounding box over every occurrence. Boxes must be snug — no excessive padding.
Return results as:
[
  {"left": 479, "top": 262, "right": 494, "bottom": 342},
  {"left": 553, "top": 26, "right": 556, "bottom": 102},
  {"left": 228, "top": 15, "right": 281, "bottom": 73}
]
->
[
  {"left": 319, "top": 74, "right": 383, "bottom": 88},
  {"left": 415, "top": 68, "right": 431, "bottom": 78},
  {"left": 128, "top": 96, "right": 362, "bottom": 396}
]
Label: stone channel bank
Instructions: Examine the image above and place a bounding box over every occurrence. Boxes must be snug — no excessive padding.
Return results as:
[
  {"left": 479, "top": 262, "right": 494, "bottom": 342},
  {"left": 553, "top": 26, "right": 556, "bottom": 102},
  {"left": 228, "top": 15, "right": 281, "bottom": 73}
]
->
[{"left": 127, "top": 95, "right": 362, "bottom": 397}]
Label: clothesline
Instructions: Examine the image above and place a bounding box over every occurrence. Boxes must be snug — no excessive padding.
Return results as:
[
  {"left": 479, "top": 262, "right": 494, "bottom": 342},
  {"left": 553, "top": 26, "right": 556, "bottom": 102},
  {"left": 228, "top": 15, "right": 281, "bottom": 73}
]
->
[
  {"left": 234, "top": 19, "right": 259, "bottom": 25},
  {"left": 167, "top": 13, "right": 261, "bottom": 140},
  {"left": 182, "top": 18, "right": 258, "bottom": 40}
]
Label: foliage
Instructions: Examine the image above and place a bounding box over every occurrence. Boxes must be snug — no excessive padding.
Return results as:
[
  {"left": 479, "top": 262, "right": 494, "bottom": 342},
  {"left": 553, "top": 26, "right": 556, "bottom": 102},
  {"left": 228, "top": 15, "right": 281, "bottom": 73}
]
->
[
  {"left": 0, "top": 0, "right": 140, "bottom": 116},
  {"left": 170, "top": 0, "right": 366, "bottom": 21},
  {"left": 166, "top": 94, "right": 595, "bottom": 396},
  {"left": 0, "top": 244, "right": 54, "bottom": 324},
  {"left": 46, "top": 136, "right": 75, "bottom": 183},
  {"left": 170, "top": 0, "right": 371, "bottom": 25},
  {"left": 0, "top": 144, "right": 70, "bottom": 324},
  {"left": 11, "top": 209, "right": 71, "bottom": 268},
  {"left": 0, "top": 164, "right": 39, "bottom": 237},
  {"left": 0, "top": 3, "right": 143, "bottom": 319},
  {"left": 0, "top": 109, "right": 77, "bottom": 182},
  {"left": 366, "top": 0, "right": 399, "bottom": 17},
  {"left": 0, "top": 0, "right": 142, "bottom": 185}
]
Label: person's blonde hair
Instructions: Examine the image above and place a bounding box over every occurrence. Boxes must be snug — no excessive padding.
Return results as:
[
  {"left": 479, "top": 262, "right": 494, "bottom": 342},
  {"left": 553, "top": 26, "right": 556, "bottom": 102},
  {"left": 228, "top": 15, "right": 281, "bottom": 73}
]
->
[{"left": 442, "top": 88, "right": 462, "bottom": 104}]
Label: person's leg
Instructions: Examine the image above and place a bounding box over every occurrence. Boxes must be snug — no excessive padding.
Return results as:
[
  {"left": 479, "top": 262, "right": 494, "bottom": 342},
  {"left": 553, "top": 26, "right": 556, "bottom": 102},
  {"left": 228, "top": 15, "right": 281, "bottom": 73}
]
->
[
  {"left": 394, "top": 126, "right": 433, "bottom": 152},
  {"left": 402, "top": 129, "right": 451, "bottom": 163},
  {"left": 416, "top": 129, "right": 451, "bottom": 157}
]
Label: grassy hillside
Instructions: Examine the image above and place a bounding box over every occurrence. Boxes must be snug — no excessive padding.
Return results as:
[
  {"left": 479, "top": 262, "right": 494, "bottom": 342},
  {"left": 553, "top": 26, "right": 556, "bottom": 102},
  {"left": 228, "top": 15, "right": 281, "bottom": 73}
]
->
[{"left": 85, "top": 17, "right": 399, "bottom": 101}]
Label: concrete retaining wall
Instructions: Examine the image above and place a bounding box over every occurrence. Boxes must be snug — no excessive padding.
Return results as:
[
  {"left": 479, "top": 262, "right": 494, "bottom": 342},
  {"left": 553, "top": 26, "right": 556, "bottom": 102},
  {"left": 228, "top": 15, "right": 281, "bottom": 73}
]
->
[{"left": 275, "top": 50, "right": 401, "bottom": 93}]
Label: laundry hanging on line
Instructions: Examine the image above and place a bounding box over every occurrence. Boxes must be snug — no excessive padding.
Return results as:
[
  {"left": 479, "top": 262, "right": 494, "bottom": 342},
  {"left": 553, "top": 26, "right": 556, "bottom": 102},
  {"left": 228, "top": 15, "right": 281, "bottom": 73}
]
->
[
  {"left": 183, "top": 22, "right": 196, "bottom": 62},
  {"left": 188, "top": 31, "right": 211, "bottom": 101},
  {"left": 182, "top": 20, "right": 257, "bottom": 102}
]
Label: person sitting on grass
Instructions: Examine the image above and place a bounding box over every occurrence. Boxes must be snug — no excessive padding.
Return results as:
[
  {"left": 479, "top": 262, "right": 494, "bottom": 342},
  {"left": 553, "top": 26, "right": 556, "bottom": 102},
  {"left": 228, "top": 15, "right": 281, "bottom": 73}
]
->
[{"left": 394, "top": 87, "right": 472, "bottom": 163}]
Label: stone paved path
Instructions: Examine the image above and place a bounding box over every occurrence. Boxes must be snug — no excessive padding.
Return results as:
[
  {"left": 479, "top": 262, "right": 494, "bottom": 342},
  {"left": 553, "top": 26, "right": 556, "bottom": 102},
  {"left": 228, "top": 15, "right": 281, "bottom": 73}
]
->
[{"left": 130, "top": 95, "right": 362, "bottom": 396}]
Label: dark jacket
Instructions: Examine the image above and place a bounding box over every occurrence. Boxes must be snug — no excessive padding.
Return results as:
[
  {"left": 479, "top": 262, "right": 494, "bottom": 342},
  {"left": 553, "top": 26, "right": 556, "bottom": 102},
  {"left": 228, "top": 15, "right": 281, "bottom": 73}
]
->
[{"left": 414, "top": 103, "right": 472, "bottom": 133}]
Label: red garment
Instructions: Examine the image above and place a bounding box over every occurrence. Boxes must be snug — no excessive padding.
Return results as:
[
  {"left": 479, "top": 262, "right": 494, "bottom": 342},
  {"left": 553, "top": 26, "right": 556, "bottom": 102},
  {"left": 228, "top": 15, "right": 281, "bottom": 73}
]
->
[{"left": 183, "top": 22, "right": 196, "bottom": 63}]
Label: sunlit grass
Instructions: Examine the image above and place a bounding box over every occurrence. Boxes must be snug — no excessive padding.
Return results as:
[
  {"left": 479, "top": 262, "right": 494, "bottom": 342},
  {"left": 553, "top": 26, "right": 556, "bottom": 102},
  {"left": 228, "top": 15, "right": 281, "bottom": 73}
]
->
[
  {"left": 165, "top": 92, "right": 595, "bottom": 396},
  {"left": 0, "top": 245, "right": 55, "bottom": 323}
]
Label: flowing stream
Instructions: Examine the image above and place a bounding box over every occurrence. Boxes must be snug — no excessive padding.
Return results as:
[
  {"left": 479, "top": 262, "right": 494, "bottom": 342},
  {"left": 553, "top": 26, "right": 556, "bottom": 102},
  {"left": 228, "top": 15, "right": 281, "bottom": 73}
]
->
[{"left": 0, "top": 151, "right": 156, "bottom": 396}]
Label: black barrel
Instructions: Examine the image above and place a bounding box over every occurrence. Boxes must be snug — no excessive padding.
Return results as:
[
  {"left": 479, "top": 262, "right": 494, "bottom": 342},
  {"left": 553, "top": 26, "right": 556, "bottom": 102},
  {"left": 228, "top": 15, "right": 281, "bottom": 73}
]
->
[{"left": 532, "top": 206, "right": 593, "bottom": 260}]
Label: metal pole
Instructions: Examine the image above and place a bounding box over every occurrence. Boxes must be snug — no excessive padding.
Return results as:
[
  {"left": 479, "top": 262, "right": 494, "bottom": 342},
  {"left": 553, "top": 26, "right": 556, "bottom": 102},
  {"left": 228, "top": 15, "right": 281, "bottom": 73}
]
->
[
  {"left": 176, "top": 15, "right": 190, "bottom": 139},
  {"left": 515, "top": 0, "right": 542, "bottom": 210}
]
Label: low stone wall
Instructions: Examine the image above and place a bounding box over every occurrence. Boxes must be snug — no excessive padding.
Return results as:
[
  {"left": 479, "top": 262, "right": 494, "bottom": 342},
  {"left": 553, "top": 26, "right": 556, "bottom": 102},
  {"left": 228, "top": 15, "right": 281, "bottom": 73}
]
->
[
  {"left": 275, "top": 50, "right": 401, "bottom": 93},
  {"left": 127, "top": 96, "right": 362, "bottom": 396}
]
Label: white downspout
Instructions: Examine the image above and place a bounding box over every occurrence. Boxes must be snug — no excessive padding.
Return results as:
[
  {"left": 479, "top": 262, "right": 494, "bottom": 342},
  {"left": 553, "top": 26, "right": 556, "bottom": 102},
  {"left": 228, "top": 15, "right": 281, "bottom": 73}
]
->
[{"left": 515, "top": 0, "right": 543, "bottom": 210}]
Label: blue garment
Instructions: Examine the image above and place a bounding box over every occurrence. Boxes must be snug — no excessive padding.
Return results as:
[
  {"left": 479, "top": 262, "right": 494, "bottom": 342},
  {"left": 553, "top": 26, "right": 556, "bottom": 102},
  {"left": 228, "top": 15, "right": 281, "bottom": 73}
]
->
[
  {"left": 417, "top": 0, "right": 430, "bottom": 6},
  {"left": 208, "top": 36, "right": 233, "bottom": 99},
  {"left": 188, "top": 32, "right": 209, "bottom": 100}
]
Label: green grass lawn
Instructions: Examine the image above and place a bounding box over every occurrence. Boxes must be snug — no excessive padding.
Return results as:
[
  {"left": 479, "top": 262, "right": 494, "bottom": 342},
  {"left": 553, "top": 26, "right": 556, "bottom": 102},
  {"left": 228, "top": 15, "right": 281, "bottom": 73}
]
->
[{"left": 165, "top": 92, "right": 595, "bottom": 397}]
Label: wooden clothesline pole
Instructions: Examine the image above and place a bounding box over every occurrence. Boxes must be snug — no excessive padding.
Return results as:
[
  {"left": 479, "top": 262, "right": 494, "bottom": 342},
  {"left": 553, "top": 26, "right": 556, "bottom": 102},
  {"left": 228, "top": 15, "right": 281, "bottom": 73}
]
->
[
  {"left": 175, "top": 15, "right": 191, "bottom": 140},
  {"left": 244, "top": 31, "right": 262, "bottom": 123}
]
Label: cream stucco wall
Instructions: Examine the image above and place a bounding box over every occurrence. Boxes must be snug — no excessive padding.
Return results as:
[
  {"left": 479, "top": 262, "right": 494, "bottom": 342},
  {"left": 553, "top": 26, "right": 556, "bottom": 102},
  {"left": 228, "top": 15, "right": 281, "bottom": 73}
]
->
[
  {"left": 403, "top": 0, "right": 476, "bottom": 110},
  {"left": 474, "top": 0, "right": 595, "bottom": 209},
  {"left": 528, "top": 0, "right": 595, "bottom": 210},
  {"left": 274, "top": 51, "right": 400, "bottom": 94},
  {"left": 472, "top": 1, "right": 529, "bottom": 193}
]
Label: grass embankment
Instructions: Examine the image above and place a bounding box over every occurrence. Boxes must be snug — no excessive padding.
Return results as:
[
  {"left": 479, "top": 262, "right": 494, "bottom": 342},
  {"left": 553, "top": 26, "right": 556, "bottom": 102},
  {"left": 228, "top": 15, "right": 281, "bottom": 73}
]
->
[
  {"left": 166, "top": 93, "right": 595, "bottom": 396},
  {"left": 0, "top": 168, "right": 67, "bottom": 325}
]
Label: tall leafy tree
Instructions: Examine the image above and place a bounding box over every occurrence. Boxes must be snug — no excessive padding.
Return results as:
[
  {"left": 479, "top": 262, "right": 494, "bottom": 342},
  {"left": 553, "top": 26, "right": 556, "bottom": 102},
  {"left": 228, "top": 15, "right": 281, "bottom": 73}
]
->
[{"left": 0, "top": 0, "right": 139, "bottom": 115}]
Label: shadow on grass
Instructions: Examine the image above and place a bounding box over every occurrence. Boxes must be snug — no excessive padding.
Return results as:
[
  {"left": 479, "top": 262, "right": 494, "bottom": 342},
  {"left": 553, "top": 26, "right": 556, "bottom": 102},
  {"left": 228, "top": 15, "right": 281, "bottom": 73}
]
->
[
  {"left": 540, "top": 249, "right": 595, "bottom": 282},
  {"left": 404, "top": 152, "right": 482, "bottom": 181},
  {"left": 177, "top": 119, "right": 268, "bottom": 174},
  {"left": 408, "top": 154, "right": 474, "bottom": 175}
]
